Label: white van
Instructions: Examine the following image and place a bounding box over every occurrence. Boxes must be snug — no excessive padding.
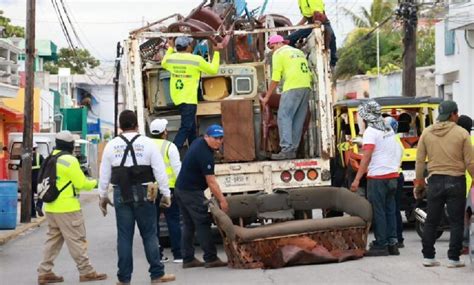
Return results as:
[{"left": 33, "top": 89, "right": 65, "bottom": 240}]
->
[
  {"left": 6, "top": 133, "right": 89, "bottom": 181},
  {"left": 7, "top": 133, "right": 56, "bottom": 181}
]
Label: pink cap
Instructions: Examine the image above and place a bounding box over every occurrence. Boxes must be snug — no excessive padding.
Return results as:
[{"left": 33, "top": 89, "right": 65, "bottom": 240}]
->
[{"left": 267, "top": 35, "right": 289, "bottom": 45}]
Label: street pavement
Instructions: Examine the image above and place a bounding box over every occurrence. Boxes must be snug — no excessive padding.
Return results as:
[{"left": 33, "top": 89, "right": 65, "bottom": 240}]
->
[{"left": 0, "top": 192, "right": 472, "bottom": 285}]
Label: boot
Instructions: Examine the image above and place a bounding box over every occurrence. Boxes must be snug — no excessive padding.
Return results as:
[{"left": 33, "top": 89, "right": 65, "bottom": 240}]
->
[
  {"left": 151, "top": 274, "right": 176, "bottom": 283},
  {"left": 79, "top": 271, "right": 107, "bottom": 282},
  {"left": 38, "top": 272, "right": 64, "bottom": 284},
  {"left": 204, "top": 257, "right": 227, "bottom": 268},
  {"left": 182, "top": 258, "right": 205, "bottom": 269}
]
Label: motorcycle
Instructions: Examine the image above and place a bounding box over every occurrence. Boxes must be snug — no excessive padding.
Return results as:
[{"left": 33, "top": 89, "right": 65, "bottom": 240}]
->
[{"left": 414, "top": 199, "right": 450, "bottom": 240}]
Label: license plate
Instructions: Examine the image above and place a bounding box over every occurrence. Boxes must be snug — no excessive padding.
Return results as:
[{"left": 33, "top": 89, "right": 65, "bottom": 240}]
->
[
  {"left": 222, "top": 174, "right": 250, "bottom": 187},
  {"left": 402, "top": 170, "right": 416, "bottom": 182}
]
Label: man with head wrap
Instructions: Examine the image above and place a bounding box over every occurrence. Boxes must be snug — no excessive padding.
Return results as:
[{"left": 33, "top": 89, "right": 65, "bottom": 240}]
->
[{"left": 350, "top": 100, "right": 403, "bottom": 256}]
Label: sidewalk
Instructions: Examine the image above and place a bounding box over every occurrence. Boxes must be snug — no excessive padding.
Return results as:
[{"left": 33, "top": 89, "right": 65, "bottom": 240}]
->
[{"left": 0, "top": 200, "right": 46, "bottom": 245}]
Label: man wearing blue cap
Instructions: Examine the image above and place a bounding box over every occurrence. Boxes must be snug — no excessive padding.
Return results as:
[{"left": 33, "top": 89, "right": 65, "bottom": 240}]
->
[
  {"left": 162, "top": 37, "right": 221, "bottom": 150},
  {"left": 174, "top": 124, "right": 228, "bottom": 269}
]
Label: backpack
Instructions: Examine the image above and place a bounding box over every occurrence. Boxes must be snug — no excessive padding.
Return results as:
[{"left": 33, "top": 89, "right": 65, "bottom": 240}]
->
[{"left": 37, "top": 151, "right": 72, "bottom": 203}]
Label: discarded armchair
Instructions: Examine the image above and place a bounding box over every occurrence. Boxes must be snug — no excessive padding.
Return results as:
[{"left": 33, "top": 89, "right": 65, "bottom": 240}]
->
[{"left": 210, "top": 187, "right": 372, "bottom": 269}]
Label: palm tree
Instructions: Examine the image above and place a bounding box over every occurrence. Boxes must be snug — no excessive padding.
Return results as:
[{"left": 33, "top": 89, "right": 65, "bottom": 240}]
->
[{"left": 342, "top": 0, "right": 396, "bottom": 28}]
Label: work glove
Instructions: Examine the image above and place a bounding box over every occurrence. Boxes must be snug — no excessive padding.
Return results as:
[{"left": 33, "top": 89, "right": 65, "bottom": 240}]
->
[
  {"left": 99, "top": 196, "right": 114, "bottom": 217},
  {"left": 147, "top": 183, "right": 159, "bottom": 202},
  {"left": 159, "top": 195, "right": 172, "bottom": 208}
]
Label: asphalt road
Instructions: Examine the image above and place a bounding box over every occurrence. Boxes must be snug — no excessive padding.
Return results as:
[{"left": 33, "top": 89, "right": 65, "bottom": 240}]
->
[{"left": 0, "top": 192, "right": 472, "bottom": 285}]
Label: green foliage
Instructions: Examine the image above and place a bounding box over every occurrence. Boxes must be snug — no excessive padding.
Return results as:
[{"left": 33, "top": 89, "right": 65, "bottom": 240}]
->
[
  {"left": 416, "top": 28, "right": 435, "bottom": 67},
  {"left": 44, "top": 48, "right": 100, "bottom": 74},
  {"left": 342, "top": 0, "right": 396, "bottom": 28},
  {"left": 0, "top": 10, "right": 25, "bottom": 37}
]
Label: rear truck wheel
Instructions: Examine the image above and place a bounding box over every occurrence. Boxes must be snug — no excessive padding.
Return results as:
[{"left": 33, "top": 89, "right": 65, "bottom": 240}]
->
[{"left": 415, "top": 220, "right": 443, "bottom": 240}]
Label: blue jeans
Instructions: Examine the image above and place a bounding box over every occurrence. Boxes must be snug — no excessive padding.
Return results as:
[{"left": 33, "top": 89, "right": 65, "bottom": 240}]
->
[
  {"left": 174, "top": 188, "right": 217, "bottom": 263},
  {"left": 156, "top": 192, "right": 182, "bottom": 260},
  {"left": 286, "top": 22, "right": 337, "bottom": 67},
  {"left": 367, "top": 178, "right": 398, "bottom": 247},
  {"left": 395, "top": 174, "right": 405, "bottom": 243},
  {"left": 277, "top": 88, "right": 310, "bottom": 153},
  {"left": 173, "top": 103, "right": 197, "bottom": 149},
  {"left": 113, "top": 185, "right": 164, "bottom": 283}
]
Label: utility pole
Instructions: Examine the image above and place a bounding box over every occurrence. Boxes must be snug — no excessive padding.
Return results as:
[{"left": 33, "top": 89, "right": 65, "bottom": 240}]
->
[
  {"left": 114, "top": 42, "right": 123, "bottom": 137},
  {"left": 21, "top": 0, "right": 36, "bottom": 223},
  {"left": 398, "top": 0, "right": 418, "bottom": 97}
]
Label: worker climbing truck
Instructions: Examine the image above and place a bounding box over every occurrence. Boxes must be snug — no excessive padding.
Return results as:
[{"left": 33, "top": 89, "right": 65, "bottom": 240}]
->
[{"left": 119, "top": 1, "right": 335, "bottom": 198}]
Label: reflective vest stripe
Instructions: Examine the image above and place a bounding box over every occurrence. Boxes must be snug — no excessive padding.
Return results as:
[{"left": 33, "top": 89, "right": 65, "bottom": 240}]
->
[
  {"left": 32, "top": 153, "right": 41, "bottom": 170},
  {"left": 166, "top": 59, "right": 200, "bottom": 66},
  {"left": 160, "top": 141, "right": 172, "bottom": 169}
]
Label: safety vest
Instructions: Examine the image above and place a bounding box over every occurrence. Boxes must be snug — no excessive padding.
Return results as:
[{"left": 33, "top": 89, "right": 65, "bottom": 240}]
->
[
  {"left": 32, "top": 152, "right": 41, "bottom": 170},
  {"left": 161, "top": 47, "right": 220, "bottom": 105},
  {"left": 466, "top": 135, "right": 474, "bottom": 196},
  {"left": 298, "top": 0, "right": 325, "bottom": 18},
  {"left": 44, "top": 150, "right": 97, "bottom": 213},
  {"left": 152, "top": 139, "right": 177, "bottom": 188}
]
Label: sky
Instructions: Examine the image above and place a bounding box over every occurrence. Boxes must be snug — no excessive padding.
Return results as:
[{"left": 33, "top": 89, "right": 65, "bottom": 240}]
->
[{"left": 0, "top": 0, "right": 373, "bottom": 65}]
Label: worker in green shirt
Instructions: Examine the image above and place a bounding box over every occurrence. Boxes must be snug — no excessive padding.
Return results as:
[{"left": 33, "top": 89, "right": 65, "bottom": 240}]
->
[
  {"left": 286, "top": 0, "right": 337, "bottom": 68},
  {"left": 261, "top": 35, "right": 313, "bottom": 160},
  {"left": 161, "top": 37, "right": 221, "bottom": 150}
]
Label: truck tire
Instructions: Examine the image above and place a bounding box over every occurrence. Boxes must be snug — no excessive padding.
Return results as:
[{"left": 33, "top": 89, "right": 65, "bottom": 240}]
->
[{"left": 415, "top": 220, "right": 443, "bottom": 240}]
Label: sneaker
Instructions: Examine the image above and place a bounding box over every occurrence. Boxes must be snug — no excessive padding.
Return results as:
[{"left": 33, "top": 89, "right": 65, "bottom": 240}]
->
[
  {"left": 161, "top": 256, "right": 170, "bottom": 263},
  {"left": 37, "top": 207, "right": 44, "bottom": 217},
  {"left": 173, "top": 259, "right": 183, "bottom": 263},
  {"left": 271, "top": 151, "right": 296, "bottom": 160},
  {"left": 151, "top": 273, "right": 176, "bottom": 283},
  {"left": 182, "top": 258, "right": 205, "bottom": 269},
  {"left": 204, "top": 257, "right": 227, "bottom": 268},
  {"left": 364, "top": 247, "right": 389, "bottom": 257},
  {"left": 422, "top": 258, "right": 441, "bottom": 267},
  {"left": 38, "top": 272, "right": 64, "bottom": 284},
  {"left": 79, "top": 271, "right": 107, "bottom": 282},
  {"left": 396, "top": 242, "right": 404, "bottom": 248},
  {"left": 461, "top": 246, "right": 469, "bottom": 255},
  {"left": 447, "top": 259, "right": 465, "bottom": 268},
  {"left": 388, "top": 244, "right": 400, "bottom": 256}
]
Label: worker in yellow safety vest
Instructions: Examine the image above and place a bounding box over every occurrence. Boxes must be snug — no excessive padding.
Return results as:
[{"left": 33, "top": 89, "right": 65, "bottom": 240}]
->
[
  {"left": 286, "top": 0, "right": 337, "bottom": 68},
  {"left": 19, "top": 142, "right": 44, "bottom": 218},
  {"left": 37, "top": 131, "right": 107, "bottom": 284},
  {"left": 161, "top": 36, "right": 221, "bottom": 150},
  {"left": 149, "top": 118, "right": 183, "bottom": 263}
]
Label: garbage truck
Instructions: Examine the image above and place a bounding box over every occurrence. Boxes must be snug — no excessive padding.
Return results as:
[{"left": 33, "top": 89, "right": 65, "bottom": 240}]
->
[{"left": 118, "top": 1, "right": 335, "bottom": 197}]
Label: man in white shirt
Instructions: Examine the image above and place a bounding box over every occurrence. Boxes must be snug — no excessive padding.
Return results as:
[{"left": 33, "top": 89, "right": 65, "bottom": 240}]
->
[
  {"left": 149, "top": 118, "right": 183, "bottom": 263},
  {"left": 98, "top": 110, "right": 175, "bottom": 284},
  {"left": 350, "top": 100, "right": 403, "bottom": 257}
]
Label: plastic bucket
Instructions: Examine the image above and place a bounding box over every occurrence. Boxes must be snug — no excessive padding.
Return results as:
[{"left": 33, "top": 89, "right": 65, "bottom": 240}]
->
[{"left": 0, "top": 180, "right": 18, "bottom": 229}]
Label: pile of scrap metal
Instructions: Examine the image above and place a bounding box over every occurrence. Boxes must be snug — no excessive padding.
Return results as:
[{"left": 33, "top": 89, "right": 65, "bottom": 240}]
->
[{"left": 134, "top": 0, "right": 293, "bottom": 64}]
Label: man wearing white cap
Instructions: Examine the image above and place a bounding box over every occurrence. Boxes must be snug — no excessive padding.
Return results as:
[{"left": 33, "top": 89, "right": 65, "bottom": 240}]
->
[
  {"left": 161, "top": 36, "right": 221, "bottom": 150},
  {"left": 149, "top": 118, "right": 183, "bottom": 263},
  {"left": 261, "top": 35, "right": 313, "bottom": 160}
]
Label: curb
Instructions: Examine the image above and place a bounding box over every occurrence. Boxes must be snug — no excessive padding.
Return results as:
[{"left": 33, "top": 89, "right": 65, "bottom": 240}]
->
[
  {"left": 0, "top": 216, "right": 46, "bottom": 245},
  {"left": 0, "top": 192, "right": 100, "bottom": 246}
]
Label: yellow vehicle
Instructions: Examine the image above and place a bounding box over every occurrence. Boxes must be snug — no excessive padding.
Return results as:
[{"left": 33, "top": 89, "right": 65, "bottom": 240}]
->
[{"left": 332, "top": 96, "right": 442, "bottom": 221}]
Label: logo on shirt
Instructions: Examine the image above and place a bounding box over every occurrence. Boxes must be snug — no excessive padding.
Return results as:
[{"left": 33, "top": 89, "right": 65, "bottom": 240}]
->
[
  {"left": 175, "top": 79, "right": 184, "bottom": 90},
  {"left": 207, "top": 164, "right": 211, "bottom": 169}
]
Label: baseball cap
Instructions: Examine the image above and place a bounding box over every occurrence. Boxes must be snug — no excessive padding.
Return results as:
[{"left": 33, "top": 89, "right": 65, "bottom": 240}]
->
[
  {"left": 437, "top": 100, "right": 458, "bottom": 122},
  {"left": 55, "top": 130, "right": 74, "bottom": 143},
  {"left": 267, "top": 35, "right": 289, "bottom": 46},
  {"left": 175, "top": 36, "right": 193, "bottom": 48},
  {"left": 206, "top": 124, "right": 224, "bottom": 138},
  {"left": 150, "top": 118, "right": 168, "bottom": 135}
]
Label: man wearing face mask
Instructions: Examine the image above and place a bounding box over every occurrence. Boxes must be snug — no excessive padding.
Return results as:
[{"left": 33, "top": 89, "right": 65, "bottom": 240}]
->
[{"left": 174, "top": 124, "right": 229, "bottom": 269}]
